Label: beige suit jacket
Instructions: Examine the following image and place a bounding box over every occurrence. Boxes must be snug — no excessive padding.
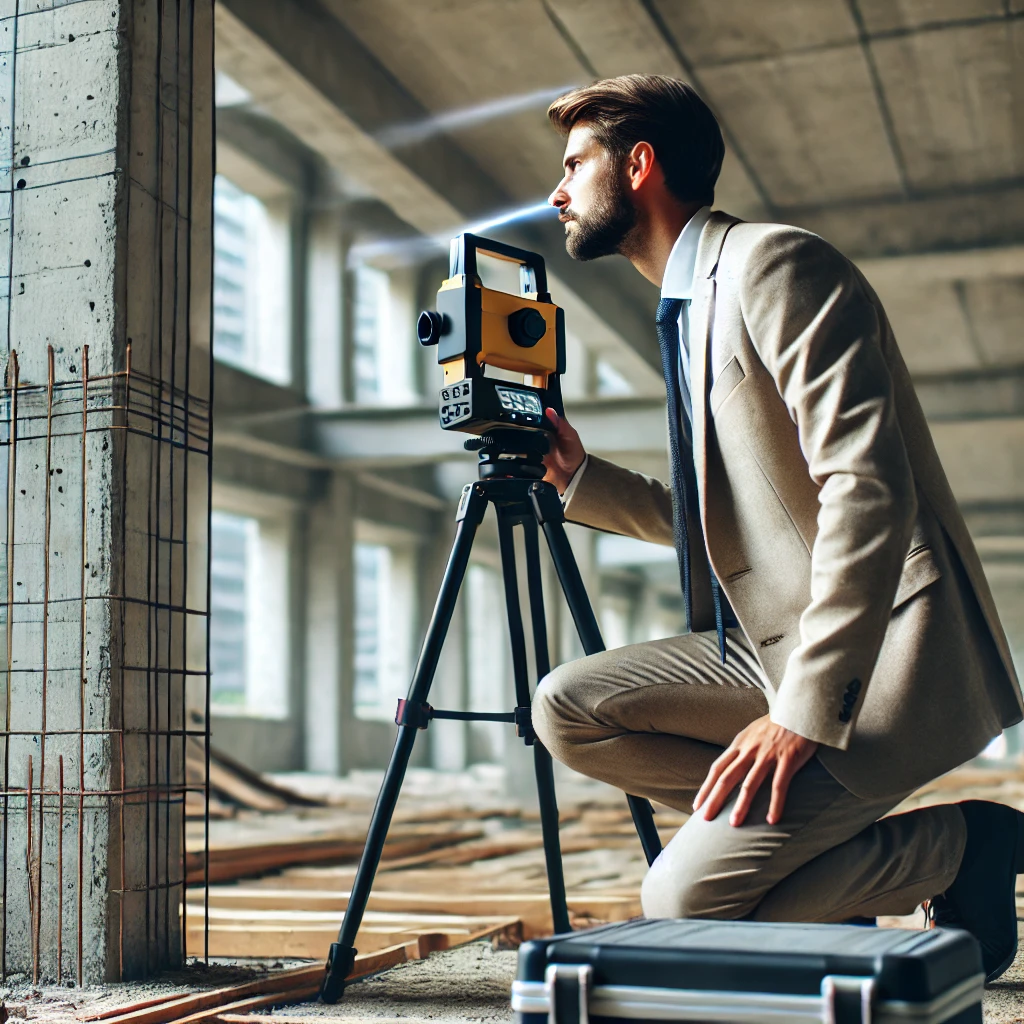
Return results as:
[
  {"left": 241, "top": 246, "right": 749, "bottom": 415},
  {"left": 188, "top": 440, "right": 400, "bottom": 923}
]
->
[{"left": 566, "top": 212, "right": 1023, "bottom": 798}]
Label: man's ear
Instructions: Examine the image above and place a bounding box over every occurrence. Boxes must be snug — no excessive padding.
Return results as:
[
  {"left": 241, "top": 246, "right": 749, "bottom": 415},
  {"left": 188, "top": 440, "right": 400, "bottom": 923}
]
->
[{"left": 625, "top": 141, "right": 657, "bottom": 193}]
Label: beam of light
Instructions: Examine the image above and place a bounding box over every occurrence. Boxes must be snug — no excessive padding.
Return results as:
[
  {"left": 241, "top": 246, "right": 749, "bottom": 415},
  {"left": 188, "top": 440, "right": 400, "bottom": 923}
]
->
[
  {"left": 376, "top": 85, "right": 578, "bottom": 149},
  {"left": 460, "top": 201, "right": 553, "bottom": 237},
  {"left": 347, "top": 201, "right": 556, "bottom": 268}
]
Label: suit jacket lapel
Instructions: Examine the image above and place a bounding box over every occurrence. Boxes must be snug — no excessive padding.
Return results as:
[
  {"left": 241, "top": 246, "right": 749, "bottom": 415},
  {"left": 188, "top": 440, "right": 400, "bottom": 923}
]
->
[{"left": 689, "top": 213, "right": 740, "bottom": 517}]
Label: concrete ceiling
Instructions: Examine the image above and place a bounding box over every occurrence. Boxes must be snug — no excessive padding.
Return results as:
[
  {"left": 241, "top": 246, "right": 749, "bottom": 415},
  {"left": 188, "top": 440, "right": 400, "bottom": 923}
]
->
[
  {"left": 316, "top": 0, "right": 1024, "bottom": 381},
  {"left": 325, "top": 1, "right": 1024, "bottom": 234}
]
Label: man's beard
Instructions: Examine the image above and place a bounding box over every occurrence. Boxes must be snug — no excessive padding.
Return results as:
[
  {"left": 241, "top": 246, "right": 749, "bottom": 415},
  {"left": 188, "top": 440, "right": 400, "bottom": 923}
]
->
[{"left": 563, "top": 169, "right": 637, "bottom": 262}]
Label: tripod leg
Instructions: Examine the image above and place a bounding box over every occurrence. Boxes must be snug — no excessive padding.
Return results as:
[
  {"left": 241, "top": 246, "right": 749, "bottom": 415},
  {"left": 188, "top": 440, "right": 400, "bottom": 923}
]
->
[
  {"left": 521, "top": 519, "right": 571, "bottom": 934},
  {"left": 529, "top": 482, "right": 663, "bottom": 868},
  {"left": 320, "top": 484, "right": 487, "bottom": 1002}
]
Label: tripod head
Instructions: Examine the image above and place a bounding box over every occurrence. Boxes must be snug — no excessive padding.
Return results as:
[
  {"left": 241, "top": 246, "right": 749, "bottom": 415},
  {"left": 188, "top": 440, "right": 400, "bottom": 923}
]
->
[{"left": 465, "top": 428, "right": 549, "bottom": 480}]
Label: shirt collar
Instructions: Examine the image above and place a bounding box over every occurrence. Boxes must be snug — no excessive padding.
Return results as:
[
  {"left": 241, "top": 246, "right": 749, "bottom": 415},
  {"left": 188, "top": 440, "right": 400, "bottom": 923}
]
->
[{"left": 660, "top": 205, "right": 713, "bottom": 301}]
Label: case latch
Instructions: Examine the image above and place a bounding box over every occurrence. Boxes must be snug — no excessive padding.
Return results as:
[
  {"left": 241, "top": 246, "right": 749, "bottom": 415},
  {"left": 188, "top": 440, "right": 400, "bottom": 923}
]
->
[
  {"left": 544, "top": 963, "right": 592, "bottom": 1024},
  {"left": 822, "top": 975, "right": 876, "bottom": 1024}
]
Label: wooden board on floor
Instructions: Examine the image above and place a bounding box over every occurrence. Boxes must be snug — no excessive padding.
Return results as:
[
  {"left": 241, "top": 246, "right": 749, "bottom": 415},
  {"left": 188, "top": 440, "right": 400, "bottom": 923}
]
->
[
  {"left": 193, "top": 886, "right": 640, "bottom": 937},
  {"left": 184, "top": 906, "right": 523, "bottom": 959}
]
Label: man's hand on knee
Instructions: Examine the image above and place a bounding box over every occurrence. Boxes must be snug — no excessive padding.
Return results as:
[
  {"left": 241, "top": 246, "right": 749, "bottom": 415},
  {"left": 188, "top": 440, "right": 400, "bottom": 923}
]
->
[{"left": 693, "top": 715, "right": 819, "bottom": 827}]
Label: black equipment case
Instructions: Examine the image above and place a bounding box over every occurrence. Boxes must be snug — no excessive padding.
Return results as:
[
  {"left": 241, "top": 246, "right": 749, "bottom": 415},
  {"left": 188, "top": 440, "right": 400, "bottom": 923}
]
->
[{"left": 512, "top": 919, "right": 984, "bottom": 1024}]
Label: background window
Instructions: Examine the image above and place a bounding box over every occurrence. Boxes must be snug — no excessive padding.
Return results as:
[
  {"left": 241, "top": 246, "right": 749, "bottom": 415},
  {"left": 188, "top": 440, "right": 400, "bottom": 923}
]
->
[
  {"left": 349, "top": 264, "right": 421, "bottom": 405},
  {"left": 209, "top": 508, "right": 291, "bottom": 718},
  {"left": 353, "top": 539, "right": 416, "bottom": 719},
  {"left": 210, "top": 511, "right": 252, "bottom": 707},
  {"left": 213, "top": 174, "right": 292, "bottom": 384},
  {"left": 352, "top": 266, "right": 389, "bottom": 402}
]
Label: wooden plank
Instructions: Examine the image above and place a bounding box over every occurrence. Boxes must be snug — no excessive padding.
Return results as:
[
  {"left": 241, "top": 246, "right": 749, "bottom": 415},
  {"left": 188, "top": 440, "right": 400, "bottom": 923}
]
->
[
  {"left": 194, "top": 887, "right": 639, "bottom": 937},
  {"left": 78, "top": 995, "right": 192, "bottom": 1022},
  {"left": 214, "top": 1017, "right": 434, "bottom": 1024},
  {"left": 206, "top": 760, "right": 288, "bottom": 813},
  {"left": 185, "top": 825, "right": 487, "bottom": 884},
  {"left": 91, "top": 941, "right": 416, "bottom": 1024},
  {"left": 184, "top": 907, "right": 524, "bottom": 959},
  {"left": 173, "top": 987, "right": 321, "bottom": 1024},
  {"left": 206, "top": 745, "right": 326, "bottom": 809},
  {"left": 89, "top": 968, "right": 326, "bottom": 1024}
]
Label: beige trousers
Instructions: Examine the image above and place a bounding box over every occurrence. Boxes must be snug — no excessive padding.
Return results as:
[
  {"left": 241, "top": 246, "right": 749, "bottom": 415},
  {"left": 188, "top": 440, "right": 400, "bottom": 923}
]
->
[{"left": 532, "top": 628, "right": 967, "bottom": 923}]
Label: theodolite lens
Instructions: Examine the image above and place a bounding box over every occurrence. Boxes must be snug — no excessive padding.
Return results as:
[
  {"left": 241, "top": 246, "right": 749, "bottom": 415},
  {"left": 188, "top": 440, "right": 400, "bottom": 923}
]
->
[
  {"left": 417, "top": 310, "right": 444, "bottom": 346},
  {"left": 507, "top": 307, "right": 547, "bottom": 348}
]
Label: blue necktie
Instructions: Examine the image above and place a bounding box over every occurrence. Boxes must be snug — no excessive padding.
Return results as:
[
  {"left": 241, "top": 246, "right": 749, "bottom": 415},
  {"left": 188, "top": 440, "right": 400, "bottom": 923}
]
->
[{"left": 656, "top": 297, "right": 730, "bottom": 662}]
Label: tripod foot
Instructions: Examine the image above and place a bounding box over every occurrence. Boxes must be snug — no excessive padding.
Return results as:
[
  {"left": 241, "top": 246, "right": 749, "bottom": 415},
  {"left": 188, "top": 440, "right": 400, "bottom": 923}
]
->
[{"left": 319, "top": 943, "right": 357, "bottom": 1003}]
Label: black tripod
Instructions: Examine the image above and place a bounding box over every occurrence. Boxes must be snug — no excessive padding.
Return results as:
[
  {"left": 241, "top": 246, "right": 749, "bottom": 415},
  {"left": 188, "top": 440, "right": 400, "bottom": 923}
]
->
[{"left": 319, "top": 431, "right": 663, "bottom": 1002}]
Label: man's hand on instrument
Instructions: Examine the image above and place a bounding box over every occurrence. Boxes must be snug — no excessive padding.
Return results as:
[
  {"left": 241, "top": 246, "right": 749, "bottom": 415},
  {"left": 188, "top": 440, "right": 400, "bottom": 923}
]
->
[
  {"left": 542, "top": 408, "right": 586, "bottom": 494},
  {"left": 693, "top": 715, "right": 819, "bottom": 827}
]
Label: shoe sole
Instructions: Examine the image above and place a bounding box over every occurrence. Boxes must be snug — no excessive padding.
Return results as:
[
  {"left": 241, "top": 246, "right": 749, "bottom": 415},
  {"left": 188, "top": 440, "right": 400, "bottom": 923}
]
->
[{"left": 984, "top": 807, "right": 1024, "bottom": 985}]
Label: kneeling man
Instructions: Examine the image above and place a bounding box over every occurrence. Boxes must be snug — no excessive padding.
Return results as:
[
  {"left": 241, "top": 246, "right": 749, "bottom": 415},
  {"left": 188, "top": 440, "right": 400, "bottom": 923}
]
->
[{"left": 533, "top": 75, "right": 1024, "bottom": 982}]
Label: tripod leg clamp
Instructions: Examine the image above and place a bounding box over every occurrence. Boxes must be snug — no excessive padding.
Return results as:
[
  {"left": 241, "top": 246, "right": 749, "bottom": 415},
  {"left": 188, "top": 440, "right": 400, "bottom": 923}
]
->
[
  {"left": 395, "top": 698, "right": 434, "bottom": 729},
  {"left": 514, "top": 705, "right": 535, "bottom": 745},
  {"left": 320, "top": 942, "right": 357, "bottom": 1003}
]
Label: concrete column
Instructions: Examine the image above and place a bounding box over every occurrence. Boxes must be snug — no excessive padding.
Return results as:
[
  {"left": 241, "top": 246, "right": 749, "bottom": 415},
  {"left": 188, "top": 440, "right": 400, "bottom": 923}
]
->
[
  {"left": 425, "top": 518, "right": 469, "bottom": 773},
  {"left": 0, "top": 0, "right": 212, "bottom": 981},
  {"left": 303, "top": 472, "right": 356, "bottom": 775},
  {"left": 305, "top": 210, "right": 344, "bottom": 409},
  {"left": 558, "top": 524, "right": 600, "bottom": 665}
]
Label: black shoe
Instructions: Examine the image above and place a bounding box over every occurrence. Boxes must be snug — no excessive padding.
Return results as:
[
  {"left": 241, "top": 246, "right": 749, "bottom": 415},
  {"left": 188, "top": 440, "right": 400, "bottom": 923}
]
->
[{"left": 930, "top": 800, "right": 1024, "bottom": 984}]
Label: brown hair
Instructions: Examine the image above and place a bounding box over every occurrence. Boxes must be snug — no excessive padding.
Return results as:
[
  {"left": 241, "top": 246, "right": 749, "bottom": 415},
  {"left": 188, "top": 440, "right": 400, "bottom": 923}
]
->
[{"left": 547, "top": 75, "right": 725, "bottom": 206}]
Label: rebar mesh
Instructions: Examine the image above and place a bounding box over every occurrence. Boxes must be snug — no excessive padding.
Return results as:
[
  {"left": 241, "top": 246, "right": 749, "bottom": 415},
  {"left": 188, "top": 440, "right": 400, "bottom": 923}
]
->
[{"left": 0, "top": 343, "right": 212, "bottom": 983}]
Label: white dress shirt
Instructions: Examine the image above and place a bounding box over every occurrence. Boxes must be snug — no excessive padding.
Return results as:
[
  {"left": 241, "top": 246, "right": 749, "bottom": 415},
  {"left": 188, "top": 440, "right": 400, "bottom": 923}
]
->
[
  {"left": 560, "top": 206, "right": 713, "bottom": 505},
  {"left": 661, "top": 204, "right": 713, "bottom": 424}
]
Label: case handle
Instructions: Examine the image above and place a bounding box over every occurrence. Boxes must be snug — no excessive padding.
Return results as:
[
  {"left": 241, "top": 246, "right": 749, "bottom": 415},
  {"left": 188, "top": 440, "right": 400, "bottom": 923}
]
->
[
  {"left": 544, "top": 963, "right": 592, "bottom": 1024},
  {"left": 821, "top": 975, "right": 876, "bottom": 1024}
]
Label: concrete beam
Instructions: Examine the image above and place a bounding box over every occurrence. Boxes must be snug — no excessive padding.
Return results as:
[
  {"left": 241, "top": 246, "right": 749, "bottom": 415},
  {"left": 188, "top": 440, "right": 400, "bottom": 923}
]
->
[
  {"left": 215, "top": 106, "right": 316, "bottom": 196},
  {"left": 915, "top": 367, "right": 1024, "bottom": 422},
  {"left": 303, "top": 397, "right": 668, "bottom": 468},
  {"left": 214, "top": 0, "right": 662, "bottom": 382},
  {"left": 216, "top": 362, "right": 1024, "bottom": 467},
  {"left": 214, "top": 360, "right": 307, "bottom": 418},
  {"left": 786, "top": 182, "right": 1024, "bottom": 260},
  {"left": 857, "top": 245, "right": 1024, "bottom": 288}
]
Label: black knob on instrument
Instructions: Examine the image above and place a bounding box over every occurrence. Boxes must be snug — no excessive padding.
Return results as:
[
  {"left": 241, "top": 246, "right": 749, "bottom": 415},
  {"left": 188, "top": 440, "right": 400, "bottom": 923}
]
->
[
  {"left": 417, "top": 310, "right": 445, "bottom": 346},
  {"left": 507, "top": 308, "right": 547, "bottom": 348}
]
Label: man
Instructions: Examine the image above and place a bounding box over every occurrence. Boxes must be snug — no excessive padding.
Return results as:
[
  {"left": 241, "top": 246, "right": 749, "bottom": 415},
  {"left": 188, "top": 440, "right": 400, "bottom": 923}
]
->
[{"left": 532, "top": 74, "right": 1024, "bottom": 981}]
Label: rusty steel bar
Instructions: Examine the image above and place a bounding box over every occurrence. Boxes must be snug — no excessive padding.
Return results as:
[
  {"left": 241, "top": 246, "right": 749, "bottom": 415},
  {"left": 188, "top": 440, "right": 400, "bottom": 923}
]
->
[
  {"left": 78, "top": 344, "right": 88, "bottom": 987},
  {"left": 57, "top": 754, "right": 64, "bottom": 984},
  {"left": 35, "top": 346, "right": 54, "bottom": 981},
  {"left": 26, "top": 754, "right": 34, "bottom": 986},
  {"left": 3, "top": 350, "right": 19, "bottom": 981},
  {"left": 118, "top": 341, "right": 132, "bottom": 979}
]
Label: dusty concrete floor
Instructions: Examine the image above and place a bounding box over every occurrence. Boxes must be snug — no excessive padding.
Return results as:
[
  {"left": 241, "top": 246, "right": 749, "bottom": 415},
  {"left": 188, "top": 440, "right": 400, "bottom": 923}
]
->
[
  {"left": 7, "top": 935, "right": 1024, "bottom": 1023},
  {"left": 294, "top": 936, "right": 1024, "bottom": 1024}
]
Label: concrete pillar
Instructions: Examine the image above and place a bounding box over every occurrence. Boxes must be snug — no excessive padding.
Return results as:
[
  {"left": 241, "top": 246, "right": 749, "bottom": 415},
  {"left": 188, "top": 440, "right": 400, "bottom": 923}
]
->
[
  {"left": 425, "top": 519, "right": 469, "bottom": 773},
  {"left": 558, "top": 524, "right": 600, "bottom": 665},
  {"left": 305, "top": 210, "right": 345, "bottom": 409},
  {"left": 0, "top": 0, "right": 212, "bottom": 982},
  {"left": 303, "top": 472, "right": 356, "bottom": 775}
]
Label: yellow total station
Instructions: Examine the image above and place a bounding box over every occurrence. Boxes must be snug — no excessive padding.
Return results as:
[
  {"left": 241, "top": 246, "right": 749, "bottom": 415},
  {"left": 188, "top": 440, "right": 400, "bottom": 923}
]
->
[{"left": 417, "top": 234, "right": 566, "bottom": 436}]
